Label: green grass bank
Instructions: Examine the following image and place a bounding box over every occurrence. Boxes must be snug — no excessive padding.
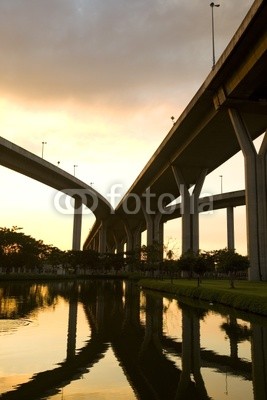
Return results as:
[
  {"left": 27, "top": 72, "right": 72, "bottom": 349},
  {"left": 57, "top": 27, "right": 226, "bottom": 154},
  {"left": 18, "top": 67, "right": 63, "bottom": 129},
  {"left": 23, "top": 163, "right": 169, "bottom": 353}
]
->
[{"left": 138, "top": 278, "right": 267, "bottom": 316}]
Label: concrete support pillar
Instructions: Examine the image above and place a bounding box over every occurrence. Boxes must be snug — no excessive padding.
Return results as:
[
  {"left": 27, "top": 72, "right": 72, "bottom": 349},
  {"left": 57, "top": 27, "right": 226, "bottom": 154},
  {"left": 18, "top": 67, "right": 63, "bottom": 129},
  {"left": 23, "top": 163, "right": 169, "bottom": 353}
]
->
[
  {"left": 125, "top": 222, "right": 142, "bottom": 252},
  {"left": 227, "top": 206, "right": 235, "bottom": 250},
  {"left": 228, "top": 108, "right": 267, "bottom": 280},
  {"left": 172, "top": 166, "right": 207, "bottom": 254},
  {"left": 113, "top": 233, "right": 125, "bottom": 253},
  {"left": 98, "top": 220, "right": 107, "bottom": 254},
  {"left": 142, "top": 206, "right": 164, "bottom": 261},
  {"left": 172, "top": 167, "right": 191, "bottom": 252},
  {"left": 92, "top": 235, "right": 99, "bottom": 252},
  {"left": 124, "top": 222, "right": 133, "bottom": 251},
  {"left": 133, "top": 226, "right": 142, "bottom": 250},
  {"left": 144, "top": 209, "right": 154, "bottom": 247},
  {"left": 92, "top": 236, "right": 98, "bottom": 252},
  {"left": 142, "top": 207, "right": 163, "bottom": 246},
  {"left": 117, "top": 240, "right": 125, "bottom": 254},
  {"left": 72, "top": 196, "right": 82, "bottom": 250}
]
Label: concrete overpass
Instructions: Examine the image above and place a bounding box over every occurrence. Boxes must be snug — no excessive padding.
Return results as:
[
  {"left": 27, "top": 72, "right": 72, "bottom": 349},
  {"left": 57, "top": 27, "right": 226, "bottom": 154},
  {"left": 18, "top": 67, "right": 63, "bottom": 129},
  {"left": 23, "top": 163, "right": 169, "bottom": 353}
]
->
[
  {"left": 84, "top": 0, "right": 267, "bottom": 280},
  {"left": 84, "top": 190, "right": 246, "bottom": 254},
  {"left": 0, "top": 136, "right": 113, "bottom": 250}
]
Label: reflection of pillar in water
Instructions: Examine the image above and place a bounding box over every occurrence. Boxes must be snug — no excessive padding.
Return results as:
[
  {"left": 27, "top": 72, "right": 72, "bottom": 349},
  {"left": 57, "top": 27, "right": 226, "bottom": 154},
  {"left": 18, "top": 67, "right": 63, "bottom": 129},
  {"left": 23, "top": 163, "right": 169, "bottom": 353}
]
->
[
  {"left": 139, "top": 294, "right": 163, "bottom": 355},
  {"left": 111, "top": 280, "right": 124, "bottom": 317},
  {"left": 176, "top": 309, "right": 208, "bottom": 399},
  {"left": 123, "top": 281, "right": 140, "bottom": 328},
  {"left": 221, "top": 315, "right": 239, "bottom": 359},
  {"left": 251, "top": 324, "right": 267, "bottom": 400},
  {"left": 66, "top": 286, "right": 78, "bottom": 361},
  {"left": 96, "top": 283, "right": 105, "bottom": 332}
]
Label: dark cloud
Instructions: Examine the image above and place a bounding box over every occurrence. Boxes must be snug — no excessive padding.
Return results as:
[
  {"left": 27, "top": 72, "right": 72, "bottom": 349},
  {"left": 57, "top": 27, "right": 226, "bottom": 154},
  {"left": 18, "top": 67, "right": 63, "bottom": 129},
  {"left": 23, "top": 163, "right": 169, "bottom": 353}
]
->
[{"left": 0, "top": 0, "right": 254, "bottom": 107}]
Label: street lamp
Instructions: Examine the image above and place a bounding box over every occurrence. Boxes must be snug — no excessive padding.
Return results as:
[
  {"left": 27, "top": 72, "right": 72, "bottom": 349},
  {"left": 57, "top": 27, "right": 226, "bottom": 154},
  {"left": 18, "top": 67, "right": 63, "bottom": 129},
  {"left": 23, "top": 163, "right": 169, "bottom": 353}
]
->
[
  {"left": 41, "top": 141, "right": 47, "bottom": 158},
  {"left": 219, "top": 175, "right": 223, "bottom": 193},
  {"left": 73, "top": 164, "right": 78, "bottom": 176},
  {"left": 210, "top": 2, "right": 220, "bottom": 69}
]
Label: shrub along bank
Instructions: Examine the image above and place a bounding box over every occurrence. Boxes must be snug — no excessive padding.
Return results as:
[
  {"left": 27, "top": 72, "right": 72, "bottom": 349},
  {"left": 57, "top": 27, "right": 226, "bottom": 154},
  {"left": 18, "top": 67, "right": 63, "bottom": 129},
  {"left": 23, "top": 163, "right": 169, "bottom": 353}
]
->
[{"left": 138, "top": 279, "right": 267, "bottom": 316}]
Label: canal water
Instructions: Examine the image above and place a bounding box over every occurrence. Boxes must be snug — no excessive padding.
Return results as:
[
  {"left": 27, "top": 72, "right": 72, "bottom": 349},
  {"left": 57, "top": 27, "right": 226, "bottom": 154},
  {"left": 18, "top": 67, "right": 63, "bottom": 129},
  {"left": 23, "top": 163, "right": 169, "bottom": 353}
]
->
[{"left": 0, "top": 279, "right": 266, "bottom": 400}]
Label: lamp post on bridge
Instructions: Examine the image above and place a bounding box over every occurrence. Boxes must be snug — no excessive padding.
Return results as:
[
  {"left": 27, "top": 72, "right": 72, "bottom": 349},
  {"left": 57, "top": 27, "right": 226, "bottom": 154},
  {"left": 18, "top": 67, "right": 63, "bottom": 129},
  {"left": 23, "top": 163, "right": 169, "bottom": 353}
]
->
[
  {"left": 210, "top": 2, "right": 220, "bottom": 69},
  {"left": 219, "top": 175, "right": 223, "bottom": 194},
  {"left": 41, "top": 141, "right": 47, "bottom": 159},
  {"left": 73, "top": 164, "right": 78, "bottom": 177}
]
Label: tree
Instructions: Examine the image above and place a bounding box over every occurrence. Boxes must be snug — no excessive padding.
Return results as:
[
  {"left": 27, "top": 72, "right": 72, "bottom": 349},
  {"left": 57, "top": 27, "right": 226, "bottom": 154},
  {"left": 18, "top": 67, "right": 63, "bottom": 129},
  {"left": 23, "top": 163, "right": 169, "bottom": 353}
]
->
[
  {"left": 125, "top": 248, "right": 140, "bottom": 271},
  {"left": 46, "top": 246, "right": 66, "bottom": 273},
  {"left": 214, "top": 248, "right": 250, "bottom": 288},
  {"left": 177, "top": 250, "right": 215, "bottom": 285},
  {"left": 176, "top": 251, "right": 196, "bottom": 278},
  {"left": 66, "top": 249, "right": 99, "bottom": 274},
  {"left": 141, "top": 241, "right": 163, "bottom": 272},
  {"left": 0, "top": 226, "right": 50, "bottom": 273}
]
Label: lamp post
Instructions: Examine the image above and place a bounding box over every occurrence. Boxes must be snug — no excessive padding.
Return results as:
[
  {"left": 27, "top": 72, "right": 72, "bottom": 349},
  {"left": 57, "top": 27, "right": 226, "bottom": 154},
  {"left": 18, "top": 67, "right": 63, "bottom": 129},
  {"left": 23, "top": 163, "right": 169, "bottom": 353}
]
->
[
  {"left": 210, "top": 2, "right": 220, "bottom": 69},
  {"left": 219, "top": 175, "right": 223, "bottom": 194},
  {"left": 41, "top": 141, "right": 47, "bottom": 158},
  {"left": 74, "top": 164, "right": 78, "bottom": 177}
]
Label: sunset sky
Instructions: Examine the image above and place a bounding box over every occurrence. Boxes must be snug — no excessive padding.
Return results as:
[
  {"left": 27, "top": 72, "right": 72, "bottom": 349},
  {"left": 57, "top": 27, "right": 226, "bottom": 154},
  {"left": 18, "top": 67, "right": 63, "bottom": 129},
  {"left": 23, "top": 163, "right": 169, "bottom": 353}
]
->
[{"left": 0, "top": 0, "right": 256, "bottom": 254}]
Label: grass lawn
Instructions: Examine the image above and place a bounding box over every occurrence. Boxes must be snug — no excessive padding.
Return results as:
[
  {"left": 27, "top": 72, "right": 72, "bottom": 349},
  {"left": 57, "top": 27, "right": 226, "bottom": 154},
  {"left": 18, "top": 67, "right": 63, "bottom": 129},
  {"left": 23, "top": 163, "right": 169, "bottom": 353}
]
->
[
  {"left": 168, "top": 279, "right": 267, "bottom": 296},
  {"left": 138, "top": 278, "right": 267, "bottom": 316}
]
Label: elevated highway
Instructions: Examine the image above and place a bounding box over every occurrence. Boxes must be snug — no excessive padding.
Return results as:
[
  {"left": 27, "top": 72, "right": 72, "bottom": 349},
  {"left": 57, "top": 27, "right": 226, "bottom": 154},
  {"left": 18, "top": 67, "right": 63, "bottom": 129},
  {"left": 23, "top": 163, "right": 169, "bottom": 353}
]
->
[
  {"left": 85, "top": 0, "right": 267, "bottom": 280},
  {"left": 0, "top": 136, "right": 113, "bottom": 249},
  {"left": 84, "top": 190, "right": 246, "bottom": 253}
]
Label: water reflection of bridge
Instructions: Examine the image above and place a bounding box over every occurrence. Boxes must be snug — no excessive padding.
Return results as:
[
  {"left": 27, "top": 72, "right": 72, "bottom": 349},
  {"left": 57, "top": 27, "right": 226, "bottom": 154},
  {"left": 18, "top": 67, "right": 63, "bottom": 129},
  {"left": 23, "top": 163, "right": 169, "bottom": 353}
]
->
[{"left": 0, "top": 280, "right": 266, "bottom": 400}]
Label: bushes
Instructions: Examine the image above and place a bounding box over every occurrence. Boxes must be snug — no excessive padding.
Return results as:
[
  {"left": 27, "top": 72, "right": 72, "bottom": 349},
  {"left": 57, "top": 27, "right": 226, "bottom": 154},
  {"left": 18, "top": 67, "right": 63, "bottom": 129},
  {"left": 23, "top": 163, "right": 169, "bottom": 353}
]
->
[{"left": 138, "top": 279, "right": 267, "bottom": 316}]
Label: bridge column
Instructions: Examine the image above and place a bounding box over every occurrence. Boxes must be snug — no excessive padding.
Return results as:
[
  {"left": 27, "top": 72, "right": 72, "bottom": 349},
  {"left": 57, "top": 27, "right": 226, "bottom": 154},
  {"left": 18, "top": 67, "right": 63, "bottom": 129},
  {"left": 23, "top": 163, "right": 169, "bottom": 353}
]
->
[
  {"left": 89, "top": 235, "right": 99, "bottom": 252},
  {"left": 92, "top": 236, "right": 98, "bottom": 252},
  {"left": 125, "top": 222, "right": 142, "bottom": 252},
  {"left": 72, "top": 196, "right": 82, "bottom": 250},
  {"left": 113, "top": 233, "right": 125, "bottom": 254},
  {"left": 124, "top": 223, "right": 133, "bottom": 252},
  {"left": 142, "top": 206, "right": 164, "bottom": 261},
  {"left": 98, "top": 220, "right": 107, "bottom": 254},
  {"left": 172, "top": 166, "right": 207, "bottom": 254},
  {"left": 142, "top": 208, "right": 163, "bottom": 246},
  {"left": 133, "top": 226, "right": 142, "bottom": 249},
  {"left": 228, "top": 108, "right": 267, "bottom": 280},
  {"left": 227, "top": 206, "right": 235, "bottom": 250}
]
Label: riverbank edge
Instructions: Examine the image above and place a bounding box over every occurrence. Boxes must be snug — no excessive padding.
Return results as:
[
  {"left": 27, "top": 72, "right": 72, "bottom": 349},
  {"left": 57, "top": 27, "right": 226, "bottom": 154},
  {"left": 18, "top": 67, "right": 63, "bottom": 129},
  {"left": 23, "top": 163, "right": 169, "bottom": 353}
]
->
[
  {"left": 1, "top": 274, "right": 267, "bottom": 317},
  {"left": 138, "top": 279, "right": 267, "bottom": 317},
  {"left": 0, "top": 273, "right": 129, "bottom": 281}
]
